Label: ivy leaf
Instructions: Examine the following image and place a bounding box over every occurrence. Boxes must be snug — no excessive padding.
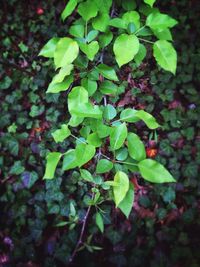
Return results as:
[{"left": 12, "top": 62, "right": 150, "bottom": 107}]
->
[
  {"left": 95, "top": 212, "right": 104, "bottom": 233},
  {"left": 113, "top": 34, "right": 139, "bottom": 67},
  {"left": 43, "top": 152, "right": 62, "bottom": 179},
  {"left": 146, "top": 12, "right": 178, "bottom": 30},
  {"left": 75, "top": 143, "right": 96, "bottom": 167},
  {"left": 54, "top": 37, "right": 79, "bottom": 68},
  {"left": 118, "top": 183, "right": 134, "bottom": 218},
  {"left": 96, "top": 64, "right": 118, "bottom": 81},
  {"left": 80, "top": 169, "right": 94, "bottom": 182},
  {"left": 52, "top": 124, "right": 71, "bottom": 143},
  {"left": 113, "top": 171, "right": 130, "bottom": 207},
  {"left": 61, "top": 0, "right": 78, "bottom": 21},
  {"left": 144, "top": 0, "right": 156, "bottom": 7},
  {"left": 138, "top": 159, "right": 176, "bottom": 183},
  {"left": 153, "top": 40, "right": 177, "bottom": 74},
  {"left": 127, "top": 133, "right": 146, "bottom": 161},
  {"left": 110, "top": 123, "right": 127, "bottom": 150},
  {"left": 77, "top": 0, "right": 98, "bottom": 21},
  {"left": 79, "top": 41, "right": 99, "bottom": 61},
  {"left": 96, "top": 159, "right": 113, "bottom": 174},
  {"left": 39, "top": 37, "right": 60, "bottom": 58},
  {"left": 47, "top": 75, "right": 73, "bottom": 93},
  {"left": 62, "top": 149, "right": 77, "bottom": 171}
]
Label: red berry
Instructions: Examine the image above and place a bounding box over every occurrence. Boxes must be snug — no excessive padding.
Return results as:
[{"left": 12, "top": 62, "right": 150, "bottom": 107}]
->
[{"left": 37, "top": 7, "right": 44, "bottom": 15}]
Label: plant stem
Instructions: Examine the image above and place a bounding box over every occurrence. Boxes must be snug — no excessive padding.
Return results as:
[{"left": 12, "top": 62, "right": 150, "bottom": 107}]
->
[
  {"left": 71, "top": 134, "right": 87, "bottom": 144},
  {"left": 135, "top": 25, "right": 146, "bottom": 35},
  {"left": 115, "top": 160, "right": 138, "bottom": 166},
  {"left": 138, "top": 38, "right": 154, "bottom": 44}
]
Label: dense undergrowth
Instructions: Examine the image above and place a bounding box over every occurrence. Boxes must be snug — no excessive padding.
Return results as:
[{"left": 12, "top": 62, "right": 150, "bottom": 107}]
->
[{"left": 0, "top": 0, "right": 200, "bottom": 267}]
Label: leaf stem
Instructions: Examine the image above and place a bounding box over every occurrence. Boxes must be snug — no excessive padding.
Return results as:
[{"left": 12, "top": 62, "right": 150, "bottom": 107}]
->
[
  {"left": 71, "top": 134, "right": 87, "bottom": 144},
  {"left": 135, "top": 25, "right": 146, "bottom": 35},
  {"left": 138, "top": 38, "right": 154, "bottom": 44},
  {"left": 115, "top": 160, "right": 138, "bottom": 166}
]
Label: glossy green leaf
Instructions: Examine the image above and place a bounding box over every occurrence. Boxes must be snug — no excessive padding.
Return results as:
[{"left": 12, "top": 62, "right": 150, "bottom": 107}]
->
[
  {"left": 122, "top": 0, "right": 136, "bottom": 10},
  {"left": 110, "top": 123, "right": 127, "bottom": 150},
  {"left": 43, "top": 152, "right": 62, "bottom": 179},
  {"left": 52, "top": 124, "right": 71, "bottom": 143},
  {"left": 113, "top": 34, "right": 139, "bottom": 67},
  {"left": 92, "top": 13, "right": 109, "bottom": 32},
  {"left": 61, "top": 0, "right": 78, "bottom": 21},
  {"left": 62, "top": 149, "right": 77, "bottom": 171},
  {"left": 118, "top": 183, "right": 134, "bottom": 218},
  {"left": 69, "top": 24, "right": 85, "bottom": 38},
  {"left": 94, "top": 0, "right": 112, "bottom": 13},
  {"left": 68, "top": 86, "right": 88, "bottom": 113},
  {"left": 153, "top": 28, "right": 172, "bottom": 41},
  {"left": 99, "top": 31, "right": 113, "bottom": 48},
  {"left": 135, "top": 110, "right": 160, "bottom": 129},
  {"left": 134, "top": 44, "right": 147, "bottom": 65},
  {"left": 71, "top": 103, "right": 102, "bottom": 119},
  {"left": 75, "top": 143, "right": 96, "bottom": 167},
  {"left": 113, "top": 171, "right": 129, "bottom": 207},
  {"left": 144, "top": 0, "right": 156, "bottom": 7},
  {"left": 146, "top": 12, "right": 178, "bottom": 30},
  {"left": 95, "top": 212, "right": 104, "bottom": 233},
  {"left": 120, "top": 108, "right": 139, "bottom": 123},
  {"left": 138, "top": 159, "right": 176, "bottom": 183},
  {"left": 52, "top": 64, "right": 74, "bottom": 84},
  {"left": 122, "top": 11, "right": 140, "bottom": 29},
  {"left": 87, "top": 133, "right": 102, "bottom": 147},
  {"left": 79, "top": 41, "right": 99, "bottom": 61},
  {"left": 153, "top": 40, "right": 177, "bottom": 74},
  {"left": 96, "top": 159, "right": 113, "bottom": 174},
  {"left": 47, "top": 75, "right": 73, "bottom": 93},
  {"left": 81, "top": 78, "right": 97, "bottom": 96},
  {"left": 96, "top": 64, "right": 118, "bottom": 81},
  {"left": 127, "top": 133, "right": 146, "bottom": 161},
  {"left": 103, "top": 104, "right": 117, "bottom": 120},
  {"left": 80, "top": 169, "right": 94, "bottom": 182},
  {"left": 116, "top": 148, "right": 128, "bottom": 161},
  {"left": 77, "top": 0, "right": 98, "bottom": 21},
  {"left": 39, "top": 37, "right": 59, "bottom": 58},
  {"left": 86, "top": 30, "right": 99, "bottom": 43},
  {"left": 54, "top": 37, "right": 79, "bottom": 68},
  {"left": 99, "top": 81, "right": 118, "bottom": 95},
  {"left": 109, "top": 18, "right": 127, "bottom": 29}
]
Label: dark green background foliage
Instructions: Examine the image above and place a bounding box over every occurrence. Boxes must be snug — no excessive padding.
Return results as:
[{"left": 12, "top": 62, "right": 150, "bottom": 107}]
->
[{"left": 0, "top": 0, "right": 200, "bottom": 266}]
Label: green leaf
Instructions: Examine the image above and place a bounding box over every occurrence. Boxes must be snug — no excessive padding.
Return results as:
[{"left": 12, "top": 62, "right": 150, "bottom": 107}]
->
[
  {"left": 80, "top": 169, "right": 94, "bottom": 182},
  {"left": 134, "top": 110, "right": 160, "bottom": 129},
  {"left": 110, "top": 123, "right": 127, "bottom": 150},
  {"left": 134, "top": 44, "right": 147, "bottom": 65},
  {"left": 138, "top": 159, "right": 176, "bottom": 183},
  {"left": 99, "top": 31, "right": 113, "bottom": 48},
  {"left": 78, "top": 0, "right": 98, "bottom": 21},
  {"left": 122, "top": 11, "right": 140, "bottom": 29},
  {"left": 81, "top": 78, "right": 97, "bottom": 96},
  {"left": 113, "top": 34, "right": 139, "bottom": 67},
  {"left": 92, "top": 13, "right": 109, "bottom": 32},
  {"left": 52, "top": 124, "right": 71, "bottom": 143},
  {"left": 94, "top": 0, "right": 112, "bottom": 13},
  {"left": 52, "top": 64, "right": 74, "bottom": 84},
  {"left": 39, "top": 37, "right": 60, "bottom": 58},
  {"left": 62, "top": 149, "right": 77, "bottom": 171},
  {"left": 146, "top": 12, "right": 178, "bottom": 30},
  {"left": 122, "top": 0, "right": 136, "bottom": 10},
  {"left": 68, "top": 86, "right": 88, "bottom": 112},
  {"left": 69, "top": 24, "right": 85, "bottom": 38},
  {"left": 127, "top": 133, "right": 146, "bottom": 161},
  {"left": 96, "top": 64, "right": 118, "bottom": 81},
  {"left": 120, "top": 108, "right": 139, "bottom": 123},
  {"left": 61, "top": 0, "right": 78, "bottom": 21},
  {"left": 54, "top": 37, "right": 79, "bottom": 68},
  {"left": 71, "top": 103, "right": 102, "bottom": 119},
  {"left": 99, "top": 81, "right": 118, "bottom": 95},
  {"left": 86, "top": 30, "right": 99, "bottom": 43},
  {"left": 43, "top": 152, "right": 62, "bottom": 179},
  {"left": 116, "top": 148, "right": 128, "bottom": 161},
  {"left": 109, "top": 18, "right": 127, "bottom": 29},
  {"left": 118, "top": 183, "right": 134, "bottom": 218},
  {"left": 96, "top": 159, "right": 113, "bottom": 174},
  {"left": 103, "top": 104, "right": 117, "bottom": 120},
  {"left": 95, "top": 212, "right": 104, "bottom": 233},
  {"left": 47, "top": 75, "right": 73, "bottom": 93},
  {"left": 87, "top": 133, "right": 102, "bottom": 147},
  {"left": 113, "top": 171, "right": 130, "bottom": 207},
  {"left": 153, "top": 40, "right": 177, "bottom": 74},
  {"left": 79, "top": 41, "right": 99, "bottom": 61},
  {"left": 75, "top": 143, "right": 96, "bottom": 167},
  {"left": 153, "top": 28, "right": 172, "bottom": 41},
  {"left": 144, "top": 0, "right": 156, "bottom": 7}
]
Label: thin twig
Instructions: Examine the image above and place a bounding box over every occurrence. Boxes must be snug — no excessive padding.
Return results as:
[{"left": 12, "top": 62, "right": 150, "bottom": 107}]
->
[{"left": 138, "top": 38, "right": 154, "bottom": 44}]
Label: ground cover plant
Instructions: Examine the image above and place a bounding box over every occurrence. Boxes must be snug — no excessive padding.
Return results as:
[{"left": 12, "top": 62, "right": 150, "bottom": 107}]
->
[{"left": 0, "top": 0, "right": 200, "bottom": 267}]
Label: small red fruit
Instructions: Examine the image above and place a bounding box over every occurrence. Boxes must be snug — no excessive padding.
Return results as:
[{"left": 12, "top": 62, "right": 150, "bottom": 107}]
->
[
  {"left": 146, "top": 148, "right": 158, "bottom": 158},
  {"left": 37, "top": 7, "right": 44, "bottom": 15}
]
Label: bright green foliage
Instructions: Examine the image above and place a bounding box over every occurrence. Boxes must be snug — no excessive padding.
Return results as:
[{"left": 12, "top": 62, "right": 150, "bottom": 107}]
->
[
  {"left": 43, "top": 152, "right": 62, "bottom": 179},
  {"left": 113, "top": 171, "right": 129, "bottom": 207},
  {"left": 40, "top": 0, "right": 177, "bottom": 230},
  {"left": 138, "top": 159, "right": 176, "bottom": 183},
  {"left": 153, "top": 40, "right": 177, "bottom": 74},
  {"left": 113, "top": 34, "right": 139, "bottom": 66}
]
